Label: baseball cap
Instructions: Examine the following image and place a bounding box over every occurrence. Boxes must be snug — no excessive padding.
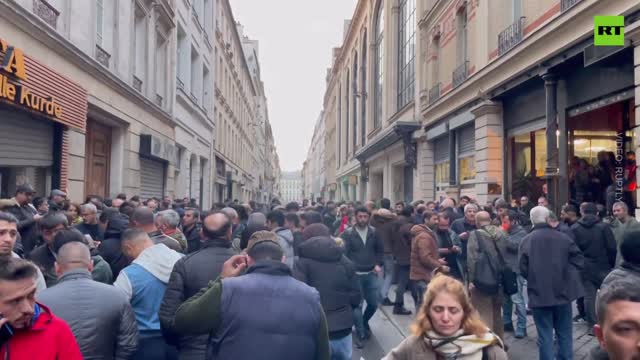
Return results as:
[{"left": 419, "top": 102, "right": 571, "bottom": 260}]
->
[
  {"left": 16, "top": 184, "right": 35, "bottom": 194},
  {"left": 50, "top": 189, "right": 67, "bottom": 197},
  {"left": 246, "top": 230, "right": 281, "bottom": 253}
]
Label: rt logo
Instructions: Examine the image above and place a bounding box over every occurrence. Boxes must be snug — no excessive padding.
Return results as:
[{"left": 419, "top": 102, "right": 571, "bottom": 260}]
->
[{"left": 594, "top": 16, "right": 624, "bottom": 46}]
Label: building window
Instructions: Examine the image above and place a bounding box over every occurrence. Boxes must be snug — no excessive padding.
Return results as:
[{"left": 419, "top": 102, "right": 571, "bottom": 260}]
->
[
  {"left": 345, "top": 70, "right": 350, "bottom": 158},
  {"left": 374, "top": 0, "right": 384, "bottom": 129},
  {"left": 96, "top": 0, "right": 104, "bottom": 45},
  {"left": 352, "top": 53, "right": 358, "bottom": 153},
  {"left": 177, "top": 26, "right": 187, "bottom": 88},
  {"left": 337, "top": 90, "right": 341, "bottom": 168},
  {"left": 397, "top": 0, "right": 416, "bottom": 109},
  {"left": 361, "top": 29, "right": 367, "bottom": 145},
  {"left": 133, "top": 7, "right": 146, "bottom": 92},
  {"left": 155, "top": 32, "right": 168, "bottom": 108},
  {"left": 457, "top": 125, "right": 475, "bottom": 182},
  {"left": 434, "top": 136, "right": 449, "bottom": 189},
  {"left": 456, "top": 6, "right": 468, "bottom": 66}
]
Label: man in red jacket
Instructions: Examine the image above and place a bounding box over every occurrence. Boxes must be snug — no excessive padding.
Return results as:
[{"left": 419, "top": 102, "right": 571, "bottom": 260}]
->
[{"left": 0, "top": 257, "right": 82, "bottom": 360}]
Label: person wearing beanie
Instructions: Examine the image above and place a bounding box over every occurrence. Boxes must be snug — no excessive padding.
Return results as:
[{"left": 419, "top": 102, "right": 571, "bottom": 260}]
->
[{"left": 294, "top": 224, "right": 361, "bottom": 356}]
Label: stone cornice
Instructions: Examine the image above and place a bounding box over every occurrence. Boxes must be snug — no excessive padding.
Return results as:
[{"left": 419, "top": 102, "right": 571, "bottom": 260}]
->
[{"left": 0, "top": 0, "right": 175, "bottom": 127}]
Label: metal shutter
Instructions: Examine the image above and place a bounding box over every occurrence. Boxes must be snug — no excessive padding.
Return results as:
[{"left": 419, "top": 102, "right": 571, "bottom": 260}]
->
[
  {"left": 434, "top": 136, "right": 449, "bottom": 163},
  {"left": 0, "top": 110, "right": 54, "bottom": 167},
  {"left": 140, "top": 157, "right": 165, "bottom": 200},
  {"left": 458, "top": 125, "right": 475, "bottom": 155}
]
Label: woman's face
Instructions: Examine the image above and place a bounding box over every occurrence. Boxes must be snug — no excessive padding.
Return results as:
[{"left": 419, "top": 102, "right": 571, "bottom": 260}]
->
[
  {"left": 66, "top": 205, "right": 78, "bottom": 218},
  {"left": 428, "top": 291, "right": 465, "bottom": 337}
]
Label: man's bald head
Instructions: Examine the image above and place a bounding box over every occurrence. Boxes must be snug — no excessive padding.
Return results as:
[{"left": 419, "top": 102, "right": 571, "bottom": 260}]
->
[
  {"left": 440, "top": 198, "right": 455, "bottom": 209},
  {"left": 55, "top": 242, "right": 92, "bottom": 275},
  {"left": 202, "top": 212, "right": 232, "bottom": 241},
  {"left": 131, "top": 207, "right": 155, "bottom": 228},
  {"left": 475, "top": 211, "right": 491, "bottom": 226},
  {"left": 121, "top": 228, "right": 154, "bottom": 260}
]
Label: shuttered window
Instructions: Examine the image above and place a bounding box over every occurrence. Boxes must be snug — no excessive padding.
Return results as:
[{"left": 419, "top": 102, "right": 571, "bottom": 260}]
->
[
  {"left": 434, "top": 136, "right": 449, "bottom": 164},
  {"left": 0, "top": 111, "right": 54, "bottom": 167},
  {"left": 140, "top": 157, "right": 165, "bottom": 200},
  {"left": 457, "top": 125, "right": 475, "bottom": 155},
  {"left": 457, "top": 125, "right": 476, "bottom": 182}
]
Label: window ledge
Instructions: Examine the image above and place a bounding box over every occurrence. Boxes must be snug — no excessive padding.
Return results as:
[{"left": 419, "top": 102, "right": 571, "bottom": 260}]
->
[{"left": 367, "top": 126, "right": 382, "bottom": 139}]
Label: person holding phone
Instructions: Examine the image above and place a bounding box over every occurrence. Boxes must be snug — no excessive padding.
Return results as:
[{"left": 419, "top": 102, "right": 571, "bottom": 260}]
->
[{"left": 0, "top": 257, "right": 82, "bottom": 360}]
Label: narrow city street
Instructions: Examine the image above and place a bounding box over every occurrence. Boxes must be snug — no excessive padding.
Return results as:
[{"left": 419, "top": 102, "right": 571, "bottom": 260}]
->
[{"left": 357, "top": 288, "right": 601, "bottom": 360}]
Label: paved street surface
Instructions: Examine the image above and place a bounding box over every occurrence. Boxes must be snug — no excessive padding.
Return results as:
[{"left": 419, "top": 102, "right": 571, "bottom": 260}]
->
[{"left": 356, "top": 288, "right": 601, "bottom": 359}]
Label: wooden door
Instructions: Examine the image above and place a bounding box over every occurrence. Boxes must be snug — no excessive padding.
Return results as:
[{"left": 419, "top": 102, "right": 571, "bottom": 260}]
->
[{"left": 85, "top": 121, "right": 111, "bottom": 198}]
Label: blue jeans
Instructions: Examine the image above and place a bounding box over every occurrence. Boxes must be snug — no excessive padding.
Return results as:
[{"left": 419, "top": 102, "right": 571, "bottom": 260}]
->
[
  {"left": 353, "top": 272, "right": 380, "bottom": 338},
  {"left": 411, "top": 280, "right": 428, "bottom": 310},
  {"left": 532, "top": 303, "right": 573, "bottom": 360},
  {"left": 330, "top": 334, "right": 352, "bottom": 360},
  {"left": 380, "top": 254, "right": 395, "bottom": 300},
  {"left": 503, "top": 275, "right": 527, "bottom": 336}
]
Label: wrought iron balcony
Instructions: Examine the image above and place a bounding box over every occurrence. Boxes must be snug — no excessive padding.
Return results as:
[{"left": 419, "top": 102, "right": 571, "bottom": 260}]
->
[
  {"left": 133, "top": 76, "right": 143, "bottom": 93},
  {"left": 155, "top": 94, "right": 163, "bottom": 107},
  {"left": 33, "top": 0, "right": 59, "bottom": 28},
  {"left": 561, "top": 0, "right": 581, "bottom": 12},
  {"left": 176, "top": 77, "right": 184, "bottom": 91},
  {"left": 95, "top": 45, "right": 110, "bottom": 68},
  {"left": 498, "top": 16, "right": 525, "bottom": 56},
  {"left": 428, "top": 82, "right": 441, "bottom": 105},
  {"left": 452, "top": 61, "right": 469, "bottom": 88}
]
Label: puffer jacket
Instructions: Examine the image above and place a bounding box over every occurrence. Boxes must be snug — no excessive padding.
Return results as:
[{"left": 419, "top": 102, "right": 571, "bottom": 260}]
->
[
  {"left": 409, "top": 225, "right": 441, "bottom": 282},
  {"left": 37, "top": 269, "right": 138, "bottom": 360},
  {"left": 99, "top": 213, "right": 131, "bottom": 278},
  {"left": 571, "top": 215, "right": 617, "bottom": 284},
  {"left": 274, "top": 227, "right": 295, "bottom": 268},
  {"left": 293, "top": 235, "right": 361, "bottom": 339},
  {"left": 159, "top": 238, "right": 235, "bottom": 360},
  {"left": 370, "top": 211, "right": 397, "bottom": 254}
]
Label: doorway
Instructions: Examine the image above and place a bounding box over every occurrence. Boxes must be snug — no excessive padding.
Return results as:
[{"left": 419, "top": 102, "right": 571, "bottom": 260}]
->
[{"left": 85, "top": 121, "right": 111, "bottom": 198}]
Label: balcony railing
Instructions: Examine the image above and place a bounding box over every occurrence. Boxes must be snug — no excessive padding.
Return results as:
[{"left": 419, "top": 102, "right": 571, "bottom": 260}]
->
[
  {"left": 176, "top": 77, "right": 184, "bottom": 91},
  {"left": 155, "top": 94, "right": 163, "bottom": 107},
  {"left": 95, "top": 45, "right": 110, "bottom": 68},
  {"left": 498, "top": 16, "right": 525, "bottom": 56},
  {"left": 428, "top": 82, "right": 442, "bottom": 105},
  {"left": 133, "top": 76, "right": 143, "bottom": 93},
  {"left": 190, "top": 93, "right": 199, "bottom": 105},
  {"left": 33, "top": 0, "right": 59, "bottom": 28},
  {"left": 452, "top": 61, "right": 469, "bottom": 88},
  {"left": 561, "top": 0, "right": 582, "bottom": 12}
]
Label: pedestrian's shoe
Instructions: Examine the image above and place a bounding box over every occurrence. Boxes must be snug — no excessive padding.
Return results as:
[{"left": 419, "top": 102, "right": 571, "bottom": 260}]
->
[
  {"left": 588, "top": 326, "right": 595, "bottom": 337},
  {"left": 355, "top": 336, "right": 364, "bottom": 349},
  {"left": 364, "top": 323, "right": 372, "bottom": 340},
  {"left": 514, "top": 331, "right": 526, "bottom": 339},
  {"left": 504, "top": 323, "right": 515, "bottom": 333},
  {"left": 381, "top": 297, "right": 394, "bottom": 306},
  {"left": 573, "top": 315, "right": 586, "bottom": 324},
  {"left": 393, "top": 306, "right": 412, "bottom": 315}
]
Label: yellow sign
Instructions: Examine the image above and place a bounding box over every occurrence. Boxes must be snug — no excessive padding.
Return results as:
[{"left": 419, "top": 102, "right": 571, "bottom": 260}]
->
[{"left": 0, "top": 38, "right": 63, "bottom": 119}]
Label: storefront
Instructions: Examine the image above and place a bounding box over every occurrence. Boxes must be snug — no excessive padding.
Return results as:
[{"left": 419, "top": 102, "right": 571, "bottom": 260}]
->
[
  {"left": 0, "top": 37, "right": 87, "bottom": 198},
  {"left": 139, "top": 134, "right": 176, "bottom": 200}
]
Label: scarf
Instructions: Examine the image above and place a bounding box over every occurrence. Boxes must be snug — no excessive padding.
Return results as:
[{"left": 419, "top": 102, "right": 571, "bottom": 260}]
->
[
  {"left": 424, "top": 329, "right": 500, "bottom": 360},
  {"left": 339, "top": 216, "right": 349, "bottom": 234}
]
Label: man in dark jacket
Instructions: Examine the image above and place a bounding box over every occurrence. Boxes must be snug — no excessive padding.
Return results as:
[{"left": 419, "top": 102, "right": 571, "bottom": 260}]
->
[
  {"left": 5, "top": 184, "right": 40, "bottom": 256},
  {"left": 434, "top": 211, "right": 465, "bottom": 282},
  {"left": 29, "top": 212, "right": 69, "bottom": 287},
  {"left": 450, "top": 203, "right": 478, "bottom": 266},
  {"left": 99, "top": 211, "right": 131, "bottom": 278},
  {"left": 570, "top": 202, "right": 617, "bottom": 331},
  {"left": 391, "top": 208, "right": 414, "bottom": 315},
  {"left": 181, "top": 208, "right": 202, "bottom": 254},
  {"left": 369, "top": 208, "right": 397, "bottom": 306},
  {"left": 37, "top": 239, "right": 138, "bottom": 359},
  {"left": 520, "top": 206, "right": 584, "bottom": 360},
  {"left": 341, "top": 206, "right": 383, "bottom": 344},
  {"left": 160, "top": 212, "right": 235, "bottom": 360},
  {"left": 294, "top": 223, "right": 361, "bottom": 356},
  {"left": 173, "top": 233, "right": 330, "bottom": 360},
  {"left": 130, "top": 207, "right": 182, "bottom": 252},
  {"left": 74, "top": 203, "right": 103, "bottom": 241},
  {"left": 501, "top": 210, "right": 528, "bottom": 338},
  {"left": 48, "top": 189, "right": 66, "bottom": 212}
]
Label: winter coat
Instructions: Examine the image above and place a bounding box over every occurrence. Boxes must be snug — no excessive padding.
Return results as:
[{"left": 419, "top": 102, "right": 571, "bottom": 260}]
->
[
  {"left": 183, "top": 223, "right": 202, "bottom": 254},
  {"left": 114, "top": 244, "right": 183, "bottom": 332},
  {"left": 519, "top": 224, "right": 584, "bottom": 308},
  {"left": 149, "top": 230, "right": 183, "bottom": 252},
  {"left": 370, "top": 211, "right": 397, "bottom": 254},
  {"left": 342, "top": 225, "right": 384, "bottom": 272},
  {"left": 74, "top": 222, "right": 104, "bottom": 241},
  {"left": 504, "top": 225, "right": 527, "bottom": 273},
  {"left": 274, "top": 227, "right": 295, "bottom": 268},
  {"left": 434, "top": 228, "right": 466, "bottom": 282},
  {"left": 166, "top": 229, "right": 188, "bottom": 252},
  {"left": 393, "top": 215, "right": 414, "bottom": 265},
  {"left": 159, "top": 238, "right": 235, "bottom": 360},
  {"left": 5, "top": 199, "right": 39, "bottom": 255},
  {"left": 98, "top": 213, "right": 131, "bottom": 278},
  {"left": 294, "top": 235, "right": 361, "bottom": 339},
  {"left": 450, "top": 218, "right": 477, "bottom": 236},
  {"left": 0, "top": 303, "right": 83, "bottom": 360},
  {"left": 467, "top": 225, "right": 509, "bottom": 288},
  {"left": 610, "top": 217, "right": 639, "bottom": 266},
  {"left": 571, "top": 215, "right": 617, "bottom": 285},
  {"left": 383, "top": 334, "right": 507, "bottom": 360},
  {"left": 600, "top": 261, "right": 640, "bottom": 292},
  {"left": 91, "top": 253, "right": 114, "bottom": 284},
  {"left": 409, "top": 225, "right": 441, "bottom": 282},
  {"left": 37, "top": 269, "right": 138, "bottom": 360}
]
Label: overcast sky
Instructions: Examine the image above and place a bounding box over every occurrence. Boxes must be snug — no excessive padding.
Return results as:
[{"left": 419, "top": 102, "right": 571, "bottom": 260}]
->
[{"left": 230, "top": 0, "right": 358, "bottom": 172}]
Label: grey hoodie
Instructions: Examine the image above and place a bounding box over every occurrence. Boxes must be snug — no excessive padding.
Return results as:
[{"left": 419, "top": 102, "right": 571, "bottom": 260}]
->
[{"left": 274, "top": 227, "right": 295, "bottom": 268}]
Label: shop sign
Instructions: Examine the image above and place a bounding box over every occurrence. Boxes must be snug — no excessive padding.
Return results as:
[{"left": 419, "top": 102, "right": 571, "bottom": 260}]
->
[
  {"left": 0, "top": 39, "right": 63, "bottom": 119},
  {"left": 594, "top": 16, "right": 624, "bottom": 46}
]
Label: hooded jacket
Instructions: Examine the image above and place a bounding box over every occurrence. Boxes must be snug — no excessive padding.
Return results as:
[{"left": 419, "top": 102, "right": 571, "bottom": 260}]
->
[
  {"left": 99, "top": 213, "right": 131, "bottom": 278},
  {"left": 370, "top": 210, "right": 397, "bottom": 254},
  {"left": 159, "top": 238, "right": 235, "bottom": 360},
  {"left": 114, "top": 244, "right": 183, "bottom": 332},
  {"left": 571, "top": 215, "right": 617, "bottom": 284},
  {"left": 274, "top": 227, "right": 295, "bottom": 268},
  {"left": 294, "top": 235, "right": 361, "bottom": 339},
  {"left": 0, "top": 303, "right": 83, "bottom": 360},
  {"left": 409, "top": 224, "right": 441, "bottom": 283},
  {"left": 37, "top": 269, "right": 138, "bottom": 360}
]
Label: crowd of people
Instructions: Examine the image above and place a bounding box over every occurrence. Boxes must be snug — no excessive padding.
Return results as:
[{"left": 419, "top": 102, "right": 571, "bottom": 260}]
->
[{"left": 0, "top": 183, "right": 638, "bottom": 360}]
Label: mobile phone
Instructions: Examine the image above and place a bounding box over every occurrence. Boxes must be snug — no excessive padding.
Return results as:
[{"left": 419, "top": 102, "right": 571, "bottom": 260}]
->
[{"left": 0, "top": 316, "right": 14, "bottom": 347}]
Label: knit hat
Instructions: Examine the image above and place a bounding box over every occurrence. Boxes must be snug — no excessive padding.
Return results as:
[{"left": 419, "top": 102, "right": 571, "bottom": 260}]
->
[{"left": 302, "top": 223, "right": 331, "bottom": 241}]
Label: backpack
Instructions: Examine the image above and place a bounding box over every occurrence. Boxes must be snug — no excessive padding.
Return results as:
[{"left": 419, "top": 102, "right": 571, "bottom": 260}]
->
[{"left": 473, "top": 229, "right": 518, "bottom": 296}]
